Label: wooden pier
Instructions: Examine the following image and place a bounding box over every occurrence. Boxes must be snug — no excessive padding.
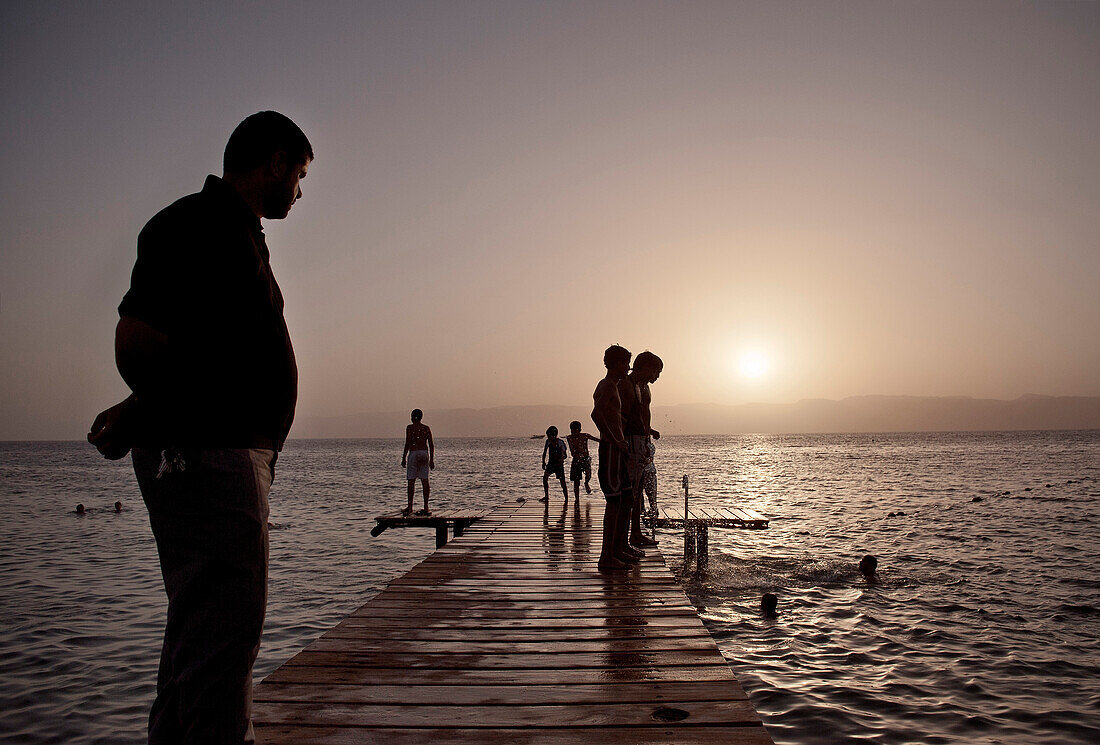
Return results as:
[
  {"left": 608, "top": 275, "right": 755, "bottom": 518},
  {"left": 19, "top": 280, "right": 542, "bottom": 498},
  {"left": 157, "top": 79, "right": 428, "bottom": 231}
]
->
[{"left": 253, "top": 498, "right": 775, "bottom": 744}]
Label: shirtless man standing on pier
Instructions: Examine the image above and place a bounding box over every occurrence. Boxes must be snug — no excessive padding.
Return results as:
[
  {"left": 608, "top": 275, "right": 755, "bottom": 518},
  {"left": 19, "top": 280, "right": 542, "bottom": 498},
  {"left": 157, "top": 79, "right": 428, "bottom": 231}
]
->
[
  {"left": 592, "top": 345, "right": 636, "bottom": 571},
  {"left": 623, "top": 351, "right": 663, "bottom": 548},
  {"left": 401, "top": 409, "right": 435, "bottom": 516}
]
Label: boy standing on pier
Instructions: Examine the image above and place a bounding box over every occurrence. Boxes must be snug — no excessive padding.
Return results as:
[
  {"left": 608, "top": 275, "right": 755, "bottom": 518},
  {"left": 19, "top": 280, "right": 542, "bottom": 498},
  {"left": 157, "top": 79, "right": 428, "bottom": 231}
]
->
[
  {"left": 401, "top": 409, "right": 435, "bottom": 516},
  {"left": 592, "top": 344, "right": 635, "bottom": 571},
  {"left": 566, "top": 420, "right": 599, "bottom": 499},
  {"left": 540, "top": 426, "right": 570, "bottom": 503}
]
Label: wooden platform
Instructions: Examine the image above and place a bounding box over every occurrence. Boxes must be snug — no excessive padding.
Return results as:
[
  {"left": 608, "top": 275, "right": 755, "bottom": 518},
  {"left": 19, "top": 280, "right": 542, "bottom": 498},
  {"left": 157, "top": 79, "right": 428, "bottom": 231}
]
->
[
  {"left": 369, "top": 510, "right": 487, "bottom": 547},
  {"left": 652, "top": 505, "right": 770, "bottom": 530},
  {"left": 253, "top": 498, "right": 775, "bottom": 744}
]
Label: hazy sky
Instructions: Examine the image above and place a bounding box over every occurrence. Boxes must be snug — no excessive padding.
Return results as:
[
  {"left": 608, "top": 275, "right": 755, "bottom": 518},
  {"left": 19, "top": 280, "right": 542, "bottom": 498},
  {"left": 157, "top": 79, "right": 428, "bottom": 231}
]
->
[{"left": 2, "top": 1, "right": 1098, "bottom": 439}]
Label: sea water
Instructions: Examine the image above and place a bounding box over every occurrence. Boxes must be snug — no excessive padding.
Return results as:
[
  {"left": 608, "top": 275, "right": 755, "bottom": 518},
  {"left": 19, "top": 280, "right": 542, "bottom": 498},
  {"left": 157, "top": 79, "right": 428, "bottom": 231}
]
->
[{"left": 0, "top": 432, "right": 1097, "bottom": 744}]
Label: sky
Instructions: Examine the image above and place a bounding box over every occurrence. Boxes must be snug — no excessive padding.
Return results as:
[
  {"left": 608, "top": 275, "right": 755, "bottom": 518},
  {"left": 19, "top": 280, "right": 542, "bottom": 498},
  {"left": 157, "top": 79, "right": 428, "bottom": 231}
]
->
[{"left": 2, "top": 1, "right": 1098, "bottom": 440}]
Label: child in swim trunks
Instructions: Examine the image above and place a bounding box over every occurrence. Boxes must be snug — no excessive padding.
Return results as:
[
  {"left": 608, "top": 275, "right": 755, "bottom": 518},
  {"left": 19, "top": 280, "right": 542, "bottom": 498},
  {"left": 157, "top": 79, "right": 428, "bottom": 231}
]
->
[
  {"left": 566, "top": 420, "right": 599, "bottom": 499},
  {"left": 401, "top": 409, "right": 434, "bottom": 516},
  {"left": 541, "top": 426, "right": 569, "bottom": 503}
]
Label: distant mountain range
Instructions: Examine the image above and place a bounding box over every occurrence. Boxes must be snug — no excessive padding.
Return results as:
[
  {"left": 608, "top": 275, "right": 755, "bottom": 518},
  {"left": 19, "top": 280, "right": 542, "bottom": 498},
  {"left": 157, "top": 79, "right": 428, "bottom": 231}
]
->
[{"left": 294, "top": 395, "right": 1100, "bottom": 439}]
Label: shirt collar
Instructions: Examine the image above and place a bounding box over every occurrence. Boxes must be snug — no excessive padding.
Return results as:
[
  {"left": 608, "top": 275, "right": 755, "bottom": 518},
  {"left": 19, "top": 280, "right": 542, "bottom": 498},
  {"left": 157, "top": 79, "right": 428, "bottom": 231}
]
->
[{"left": 202, "top": 175, "right": 264, "bottom": 234}]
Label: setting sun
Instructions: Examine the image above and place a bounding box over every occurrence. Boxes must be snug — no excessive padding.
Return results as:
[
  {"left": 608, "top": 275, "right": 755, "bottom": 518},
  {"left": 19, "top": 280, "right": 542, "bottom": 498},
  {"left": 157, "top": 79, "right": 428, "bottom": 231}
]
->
[{"left": 738, "top": 351, "right": 770, "bottom": 379}]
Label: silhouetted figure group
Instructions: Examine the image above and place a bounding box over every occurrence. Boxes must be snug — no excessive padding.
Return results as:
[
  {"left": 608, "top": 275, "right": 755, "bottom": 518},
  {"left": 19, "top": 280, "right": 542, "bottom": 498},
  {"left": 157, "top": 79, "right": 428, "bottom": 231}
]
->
[
  {"left": 538, "top": 421, "right": 600, "bottom": 504},
  {"left": 592, "top": 345, "right": 664, "bottom": 571}
]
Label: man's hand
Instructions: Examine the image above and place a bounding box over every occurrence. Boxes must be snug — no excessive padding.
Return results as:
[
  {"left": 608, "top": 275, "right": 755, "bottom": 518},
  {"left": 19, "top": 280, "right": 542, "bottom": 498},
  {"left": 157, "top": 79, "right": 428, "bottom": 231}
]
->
[
  {"left": 87, "top": 397, "right": 136, "bottom": 460},
  {"left": 429, "top": 459, "right": 435, "bottom": 470},
  {"left": 651, "top": 429, "right": 661, "bottom": 440},
  {"left": 401, "top": 458, "right": 407, "bottom": 467}
]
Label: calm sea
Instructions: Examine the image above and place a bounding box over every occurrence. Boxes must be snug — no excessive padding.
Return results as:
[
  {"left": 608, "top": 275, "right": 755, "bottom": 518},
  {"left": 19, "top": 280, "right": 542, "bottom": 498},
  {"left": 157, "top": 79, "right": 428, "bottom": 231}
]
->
[{"left": 1, "top": 432, "right": 1098, "bottom": 744}]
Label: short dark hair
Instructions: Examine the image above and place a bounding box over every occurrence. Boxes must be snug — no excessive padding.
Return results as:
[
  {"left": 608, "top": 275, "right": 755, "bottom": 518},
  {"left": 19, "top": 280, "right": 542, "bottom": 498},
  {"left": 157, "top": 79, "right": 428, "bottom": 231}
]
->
[
  {"left": 635, "top": 350, "right": 664, "bottom": 373},
  {"left": 224, "top": 111, "right": 313, "bottom": 173},
  {"left": 546, "top": 425, "right": 558, "bottom": 437},
  {"left": 603, "top": 344, "right": 631, "bottom": 369},
  {"left": 411, "top": 409, "right": 423, "bottom": 422},
  {"left": 570, "top": 420, "right": 581, "bottom": 431}
]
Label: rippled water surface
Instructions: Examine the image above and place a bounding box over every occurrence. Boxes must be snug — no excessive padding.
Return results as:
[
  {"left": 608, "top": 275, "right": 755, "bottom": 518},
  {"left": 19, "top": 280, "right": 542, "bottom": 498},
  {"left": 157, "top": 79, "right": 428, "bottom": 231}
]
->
[{"left": 1, "top": 432, "right": 1098, "bottom": 744}]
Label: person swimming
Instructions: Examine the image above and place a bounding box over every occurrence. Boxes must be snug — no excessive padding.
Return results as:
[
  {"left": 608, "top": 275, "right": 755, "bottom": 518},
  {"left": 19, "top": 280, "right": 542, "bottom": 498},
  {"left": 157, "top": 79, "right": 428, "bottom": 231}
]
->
[
  {"left": 114, "top": 501, "right": 123, "bottom": 512},
  {"left": 859, "top": 554, "right": 878, "bottom": 577},
  {"left": 75, "top": 503, "right": 86, "bottom": 515},
  {"left": 761, "top": 593, "right": 778, "bottom": 618}
]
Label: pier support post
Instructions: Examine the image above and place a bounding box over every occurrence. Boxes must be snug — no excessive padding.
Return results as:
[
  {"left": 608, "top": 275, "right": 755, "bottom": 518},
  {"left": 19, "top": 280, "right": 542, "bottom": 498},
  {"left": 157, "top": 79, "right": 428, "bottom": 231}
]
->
[
  {"left": 696, "top": 525, "right": 709, "bottom": 572},
  {"left": 684, "top": 524, "right": 696, "bottom": 564},
  {"left": 436, "top": 525, "right": 448, "bottom": 548}
]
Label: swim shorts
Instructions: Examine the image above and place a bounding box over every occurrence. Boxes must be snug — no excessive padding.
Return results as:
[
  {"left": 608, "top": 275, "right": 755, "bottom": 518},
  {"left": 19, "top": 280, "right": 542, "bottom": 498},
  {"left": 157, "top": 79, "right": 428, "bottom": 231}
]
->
[
  {"left": 406, "top": 450, "right": 430, "bottom": 480},
  {"left": 626, "top": 435, "right": 649, "bottom": 489},
  {"left": 597, "top": 440, "right": 630, "bottom": 504},
  {"left": 545, "top": 460, "right": 566, "bottom": 481},
  {"left": 570, "top": 454, "right": 592, "bottom": 482}
]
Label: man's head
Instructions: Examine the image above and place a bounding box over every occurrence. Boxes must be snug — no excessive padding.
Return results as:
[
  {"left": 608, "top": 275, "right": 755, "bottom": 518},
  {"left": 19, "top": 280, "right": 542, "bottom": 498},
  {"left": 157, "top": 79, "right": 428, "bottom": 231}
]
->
[
  {"left": 411, "top": 409, "right": 423, "bottom": 423},
  {"left": 570, "top": 420, "right": 581, "bottom": 434},
  {"left": 546, "top": 425, "right": 558, "bottom": 438},
  {"left": 634, "top": 351, "right": 664, "bottom": 383},
  {"left": 223, "top": 111, "right": 313, "bottom": 219},
  {"left": 603, "top": 345, "right": 631, "bottom": 381}
]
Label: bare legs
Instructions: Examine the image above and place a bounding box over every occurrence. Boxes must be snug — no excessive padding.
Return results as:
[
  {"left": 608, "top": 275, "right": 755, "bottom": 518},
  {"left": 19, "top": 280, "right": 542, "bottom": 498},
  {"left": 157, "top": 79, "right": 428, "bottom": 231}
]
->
[
  {"left": 407, "top": 478, "right": 429, "bottom": 514},
  {"left": 542, "top": 473, "right": 568, "bottom": 504},
  {"left": 597, "top": 501, "right": 628, "bottom": 570},
  {"left": 630, "top": 488, "right": 658, "bottom": 547}
]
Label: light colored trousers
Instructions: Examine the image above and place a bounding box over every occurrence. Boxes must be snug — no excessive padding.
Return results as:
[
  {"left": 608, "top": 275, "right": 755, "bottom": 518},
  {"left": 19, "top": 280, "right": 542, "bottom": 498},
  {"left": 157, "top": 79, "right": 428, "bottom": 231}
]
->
[{"left": 133, "top": 447, "right": 275, "bottom": 745}]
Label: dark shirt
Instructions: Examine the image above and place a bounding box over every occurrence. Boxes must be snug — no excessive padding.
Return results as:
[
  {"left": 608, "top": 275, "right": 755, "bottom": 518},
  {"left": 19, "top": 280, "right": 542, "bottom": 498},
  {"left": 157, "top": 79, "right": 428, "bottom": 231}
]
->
[
  {"left": 119, "top": 175, "right": 297, "bottom": 450},
  {"left": 545, "top": 438, "right": 567, "bottom": 466}
]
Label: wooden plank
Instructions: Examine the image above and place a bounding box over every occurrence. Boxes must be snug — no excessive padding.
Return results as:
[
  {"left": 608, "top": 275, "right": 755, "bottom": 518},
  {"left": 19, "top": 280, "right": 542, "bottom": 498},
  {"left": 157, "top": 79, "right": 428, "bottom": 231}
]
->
[
  {"left": 282, "top": 650, "right": 728, "bottom": 670},
  {"left": 253, "top": 699, "right": 761, "bottom": 728},
  {"left": 254, "top": 680, "right": 750, "bottom": 705},
  {"left": 261, "top": 664, "right": 739, "bottom": 686},
  {"left": 254, "top": 725, "right": 776, "bottom": 745},
  {"left": 305, "top": 637, "right": 721, "bottom": 655}
]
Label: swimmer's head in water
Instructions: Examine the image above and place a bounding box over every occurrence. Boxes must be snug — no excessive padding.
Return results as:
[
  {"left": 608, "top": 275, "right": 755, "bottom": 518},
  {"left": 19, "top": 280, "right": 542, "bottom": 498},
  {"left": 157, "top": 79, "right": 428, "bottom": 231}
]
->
[
  {"left": 570, "top": 421, "right": 581, "bottom": 433},
  {"left": 546, "top": 426, "right": 558, "bottom": 437},
  {"left": 76, "top": 503, "right": 85, "bottom": 514},
  {"left": 761, "top": 593, "right": 778, "bottom": 617},
  {"left": 114, "top": 501, "right": 122, "bottom": 512},
  {"left": 859, "top": 554, "right": 878, "bottom": 575},
  {"left": 411, "top": 409, "right": 423, "bottom": 423}
]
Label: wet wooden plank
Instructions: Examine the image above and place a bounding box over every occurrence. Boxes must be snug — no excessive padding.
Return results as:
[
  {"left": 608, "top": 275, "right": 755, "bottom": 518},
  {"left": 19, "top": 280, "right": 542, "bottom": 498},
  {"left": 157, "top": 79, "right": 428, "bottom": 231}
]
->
[
  {"left": 261, "top": 664, "right": 740, "bottom": 686},
  {"left": 255, "top": 725, "right": 777, "bottom": 745},
  {"left": 282, "top": 649, "right": 728, "bottom": 670},
  {"left": 253, "top": 699, "right": 760, "bottom": 728},
  {"left": 254, "top": 680, "right": 750, "bottom": 705},
  {"left": 254, "top": 499, "right": 774, "bottom": 745}
]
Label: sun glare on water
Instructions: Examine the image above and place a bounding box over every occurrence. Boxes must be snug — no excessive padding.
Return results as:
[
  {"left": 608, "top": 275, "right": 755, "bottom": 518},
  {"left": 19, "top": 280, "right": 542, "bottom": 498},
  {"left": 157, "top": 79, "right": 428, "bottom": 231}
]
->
[{"left": 738, "top": 351, "right": 770, "bottom": 379}]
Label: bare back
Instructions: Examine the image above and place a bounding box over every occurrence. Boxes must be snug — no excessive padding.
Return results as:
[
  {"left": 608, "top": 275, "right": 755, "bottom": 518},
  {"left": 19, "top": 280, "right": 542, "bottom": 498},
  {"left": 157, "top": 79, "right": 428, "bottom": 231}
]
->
[{"left": 405, "top": 422, "right": 432, "bottom": 451}]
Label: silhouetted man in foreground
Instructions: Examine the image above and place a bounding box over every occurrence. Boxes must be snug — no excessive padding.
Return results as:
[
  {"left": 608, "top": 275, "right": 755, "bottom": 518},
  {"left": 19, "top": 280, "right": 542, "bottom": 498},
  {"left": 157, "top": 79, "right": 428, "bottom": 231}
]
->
[{"left": 88, "top": 111, "right": 312, "bottom": 744}]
